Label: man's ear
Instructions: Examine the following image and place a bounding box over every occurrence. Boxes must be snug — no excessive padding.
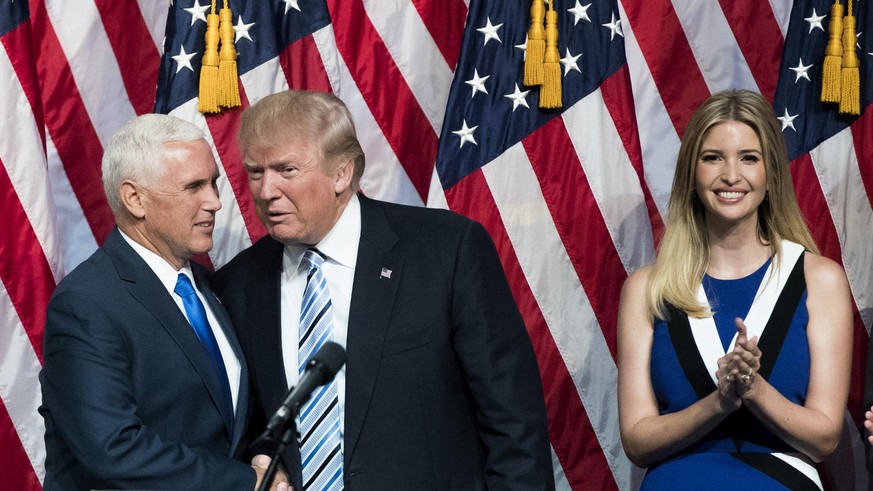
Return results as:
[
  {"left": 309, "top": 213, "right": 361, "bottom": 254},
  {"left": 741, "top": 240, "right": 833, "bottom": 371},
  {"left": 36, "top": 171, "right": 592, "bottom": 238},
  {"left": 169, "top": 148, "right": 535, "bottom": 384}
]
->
[
  {"left": 333, "top": 158, "right": 354, "bottom": 194},
  {"left": 120, "top": 180, "right": 146, "bottom": 219}
]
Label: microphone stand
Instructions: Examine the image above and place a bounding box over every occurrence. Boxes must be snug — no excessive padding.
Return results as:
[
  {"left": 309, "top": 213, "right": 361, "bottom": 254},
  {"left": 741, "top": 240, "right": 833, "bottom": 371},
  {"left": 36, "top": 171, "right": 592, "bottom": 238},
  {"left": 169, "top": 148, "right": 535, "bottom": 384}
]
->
[
  {"left": 252, "top": 342, "right": 346, "bottom": 491},
  {"left": 255, "top": 422, "right": 297, "bottom": 491}
]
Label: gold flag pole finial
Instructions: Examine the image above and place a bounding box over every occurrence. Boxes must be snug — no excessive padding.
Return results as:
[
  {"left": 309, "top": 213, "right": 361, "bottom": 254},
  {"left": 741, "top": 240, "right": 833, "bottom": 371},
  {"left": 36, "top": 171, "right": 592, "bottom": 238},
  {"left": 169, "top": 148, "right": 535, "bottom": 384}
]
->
[
  {"left": 821, "top": 0, "right": 844, "bottom": 103},
  {"left": 539, "top": 1, "right": 562, "bottom": 108},
  {"left": 524, "top": 0, "right": 545, "bottom": 86},
  {"left": 198, "top": 0, "right": 221, "bottom": 113},
  {"left": 218, "top": 1, "right": 241, "bottom": 109},
  {"left": 839, "top": 0, "right": 860, "bottom": 115}
]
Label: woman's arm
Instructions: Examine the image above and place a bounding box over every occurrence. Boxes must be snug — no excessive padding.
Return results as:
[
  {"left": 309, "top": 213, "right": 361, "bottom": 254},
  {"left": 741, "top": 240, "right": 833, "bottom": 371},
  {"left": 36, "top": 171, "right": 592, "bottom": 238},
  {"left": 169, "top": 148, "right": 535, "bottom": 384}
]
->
[
  {"left": 732, "top": 253, "right": 852, "bottom": 462},
  {"left": 617, "top": 267, "right": 740, "bottom": 468}
]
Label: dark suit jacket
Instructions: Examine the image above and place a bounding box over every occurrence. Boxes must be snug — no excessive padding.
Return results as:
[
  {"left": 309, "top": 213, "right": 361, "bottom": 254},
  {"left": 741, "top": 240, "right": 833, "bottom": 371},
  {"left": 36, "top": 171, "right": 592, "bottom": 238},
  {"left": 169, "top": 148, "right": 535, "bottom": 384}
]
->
[
  {"left": 214, "top": 195, "right": 554, "bottom": 490},
  {"left": 865, "top": 327, "right": 873, "bottom": 473},
  {"left": 39, "top": 227, "right": 255, "bottom": 490}
]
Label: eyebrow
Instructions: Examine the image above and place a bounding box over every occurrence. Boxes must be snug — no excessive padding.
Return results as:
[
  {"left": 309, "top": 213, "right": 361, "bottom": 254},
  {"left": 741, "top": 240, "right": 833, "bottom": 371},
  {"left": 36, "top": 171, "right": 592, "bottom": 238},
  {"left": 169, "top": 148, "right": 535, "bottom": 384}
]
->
[
  {"left": 184, "top": 175, "right": 217, "bottom": 188},
  {"left": 699, "top": 148, "right": 762, "bottom": 154},
  {"left": 243, "top": 159, "right": 301, "bottom": 171}
]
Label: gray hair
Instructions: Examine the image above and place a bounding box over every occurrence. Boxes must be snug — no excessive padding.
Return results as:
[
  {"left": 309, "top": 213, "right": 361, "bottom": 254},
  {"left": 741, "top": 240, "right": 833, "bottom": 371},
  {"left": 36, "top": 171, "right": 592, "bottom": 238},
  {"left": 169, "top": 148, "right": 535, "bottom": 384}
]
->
[{"left": 101, "top": 114, "right": 206, "bottom": 215}]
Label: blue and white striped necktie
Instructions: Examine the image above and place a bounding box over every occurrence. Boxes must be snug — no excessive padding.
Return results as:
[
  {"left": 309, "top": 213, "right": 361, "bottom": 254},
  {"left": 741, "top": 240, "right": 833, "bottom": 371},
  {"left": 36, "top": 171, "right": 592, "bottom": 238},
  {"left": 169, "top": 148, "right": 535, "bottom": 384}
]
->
[{"left": 298, "top": 248, "right": 344, "bottom": 490}]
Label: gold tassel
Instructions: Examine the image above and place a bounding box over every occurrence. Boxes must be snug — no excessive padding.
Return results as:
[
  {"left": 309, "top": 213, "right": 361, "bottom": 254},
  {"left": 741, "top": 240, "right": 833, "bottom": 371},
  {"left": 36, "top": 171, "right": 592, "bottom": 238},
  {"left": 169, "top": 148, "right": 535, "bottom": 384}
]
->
[
  {"left": 821, "top": 1, "right": 844, "bottom": 103},
  {"left": 524, "top": 0, "right": 545, "bottom": 86},
  {"left": 218, "top": 3, "right": 241, "bottom": 109},
  {"left": 839, "top": 5, "right": 860, "bottom": 115},
  {"left": 198, "top": 2, "right": 220, "bottom": 113},
  {"left": 540, "top": 5, "right": 561, "bottom": 108}
]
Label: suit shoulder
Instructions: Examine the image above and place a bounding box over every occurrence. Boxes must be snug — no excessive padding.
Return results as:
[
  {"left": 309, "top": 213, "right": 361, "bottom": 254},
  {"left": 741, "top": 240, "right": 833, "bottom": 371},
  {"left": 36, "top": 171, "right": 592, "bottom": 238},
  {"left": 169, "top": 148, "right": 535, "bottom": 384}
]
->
[
  {"left": 47, "top": 249, "right": 130, "bottom": 321},
  {"left": 215, "top": 234, "right": 281, "bottom": 281},
  {"left": 51, "top": 247, "right": 116, "bottom": 297},
  {"left": 371, "top": 199, "right": 478, "bottom": 238}
]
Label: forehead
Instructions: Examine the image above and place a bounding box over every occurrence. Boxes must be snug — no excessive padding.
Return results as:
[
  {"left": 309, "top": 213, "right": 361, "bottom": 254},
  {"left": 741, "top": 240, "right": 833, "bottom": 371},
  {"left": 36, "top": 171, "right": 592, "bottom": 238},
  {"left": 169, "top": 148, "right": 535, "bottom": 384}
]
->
[
  {"left": 701, "top": 121, "right": 761, "bottom": 148},
  {"left": 159, "top": 139, "right": 217, "bottom": 176},
  {"left": 244, "top": 138, "right": 321, "bottom": 166},
  {"left": 162, "top": 138, "right": 211, "bottom": 156}
]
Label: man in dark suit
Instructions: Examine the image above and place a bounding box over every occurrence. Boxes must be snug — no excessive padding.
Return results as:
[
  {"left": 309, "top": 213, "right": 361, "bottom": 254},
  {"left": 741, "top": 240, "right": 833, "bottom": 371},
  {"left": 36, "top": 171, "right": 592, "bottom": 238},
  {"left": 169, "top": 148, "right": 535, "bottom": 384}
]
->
[
  {"left": 214, "top": 90, "right": 554, "bottom": 490},
  {"left": 39, "top": 114, "right": 289, "bottom": 490},
  {"left": 864, "top": 335, "right": 873, "bottom": 473}
]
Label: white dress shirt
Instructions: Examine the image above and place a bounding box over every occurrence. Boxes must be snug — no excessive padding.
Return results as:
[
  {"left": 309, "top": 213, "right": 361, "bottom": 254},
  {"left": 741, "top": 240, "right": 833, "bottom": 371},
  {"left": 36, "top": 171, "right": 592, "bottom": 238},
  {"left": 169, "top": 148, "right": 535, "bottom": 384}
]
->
[
  {"left": 280, "top": 194, "right": 361, "bottom": 442},
  {"left": 120, "top": 230, "right": 242, "bottom": 412}
]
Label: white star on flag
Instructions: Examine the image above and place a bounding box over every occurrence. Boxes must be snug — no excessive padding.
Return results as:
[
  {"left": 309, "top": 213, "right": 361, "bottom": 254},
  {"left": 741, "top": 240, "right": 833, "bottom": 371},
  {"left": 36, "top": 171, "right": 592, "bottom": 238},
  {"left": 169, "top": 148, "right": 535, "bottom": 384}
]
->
[
  {"left": 804, "top": 9, "right": 826, "bottom": 33},
  {"left": 504, "top": 84, "right": 531, "bottom": 111},
  {"left": 515, "top": 34, "right": 528, "bottom": 60},
  {"left": 284, "top": 0, "right": 301, "bottom": 14},
  {"left": 465, "top": 69, "right": 490, "bottom": 98},
  {"left": 234, "top": 15, "right": 255, "bottom": 43},
  {"left": 789, "top": 58, "right": 812, "bottom": 82},
  {"left": 778, "top": 108, "right": 799, "bottom": 131},
  {"left": 477, "top": 17, "right": 503, "bottom": 46},
  {"left": 568, "top": 1, "right": 592, "bottom": 26},
  {"left": 603, "top": 12, "right": 623, "bottom": 41},
  {"left": 171, "top": 45, "right": 197, "bottom": 73},
  {"left": 452, "top": 120, "right": 478, "bottom": 148},
  {"left": 561, "top": 48, "right": 582, "bottom": 75},
  {"left": 183, "top": 0, "right": 210, "bottom": 26}
]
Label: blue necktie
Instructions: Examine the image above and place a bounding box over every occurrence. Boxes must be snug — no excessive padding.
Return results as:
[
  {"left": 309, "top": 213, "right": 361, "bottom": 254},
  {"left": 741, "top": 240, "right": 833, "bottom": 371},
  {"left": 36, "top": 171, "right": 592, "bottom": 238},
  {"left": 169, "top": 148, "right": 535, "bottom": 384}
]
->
[
  {"left": 174, "top": 273, "right": 234, "bottom": 424},
  {"left": 298, "top": 249, "right": 343, "bottom": 490}
]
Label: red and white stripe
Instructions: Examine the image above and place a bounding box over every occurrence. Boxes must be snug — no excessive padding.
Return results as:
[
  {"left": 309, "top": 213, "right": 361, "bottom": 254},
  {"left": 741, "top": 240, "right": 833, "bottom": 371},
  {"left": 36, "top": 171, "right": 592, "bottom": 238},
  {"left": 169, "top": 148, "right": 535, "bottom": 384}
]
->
[{"left": 2, "top": 1, "right": 869, "bottom": 490}]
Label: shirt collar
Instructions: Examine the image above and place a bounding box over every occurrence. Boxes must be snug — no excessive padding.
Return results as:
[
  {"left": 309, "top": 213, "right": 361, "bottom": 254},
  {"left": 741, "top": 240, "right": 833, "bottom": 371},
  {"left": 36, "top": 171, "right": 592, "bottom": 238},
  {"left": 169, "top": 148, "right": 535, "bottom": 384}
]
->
[
  {"left": 119, "top": 228, "right": 193, "bottom": 292},
  {"left": 284, "top": 194, "right": 361, "bottom": 271}
]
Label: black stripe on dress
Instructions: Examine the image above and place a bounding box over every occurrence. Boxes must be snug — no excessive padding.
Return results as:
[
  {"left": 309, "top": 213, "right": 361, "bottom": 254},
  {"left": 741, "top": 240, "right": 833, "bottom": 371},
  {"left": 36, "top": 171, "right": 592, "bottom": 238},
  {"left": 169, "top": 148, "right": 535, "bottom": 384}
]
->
[
  {"left": 665, "top": 251, "right": 807, "bottom": 451},
  {"left": 665, "top": 304, "right": 716, "bottom": 400},
  {"left": 730, "top": 452, "right": 821, "bottom": 491},
  {"left": 664, "top": 251, "right": 806, "bottom": 400},
  {"left": 756, "top": 254, "right": 806, "bottom": 379}
]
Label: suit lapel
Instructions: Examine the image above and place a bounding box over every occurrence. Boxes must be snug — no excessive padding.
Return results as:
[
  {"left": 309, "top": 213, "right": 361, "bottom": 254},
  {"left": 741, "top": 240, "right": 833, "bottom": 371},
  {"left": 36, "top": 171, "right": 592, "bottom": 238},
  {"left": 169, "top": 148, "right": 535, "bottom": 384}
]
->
[
  {"left": 105, "top": 229, "right": 236, "bottom": 439},
  {"left": 343, "top": 197, "right": 402, "bottom": 468},
  {"left": 194, "top": 264, "right": 250, "bottom": 450},
  {"left": 247, "top": 239, "right": 290, "bottom": 419}
]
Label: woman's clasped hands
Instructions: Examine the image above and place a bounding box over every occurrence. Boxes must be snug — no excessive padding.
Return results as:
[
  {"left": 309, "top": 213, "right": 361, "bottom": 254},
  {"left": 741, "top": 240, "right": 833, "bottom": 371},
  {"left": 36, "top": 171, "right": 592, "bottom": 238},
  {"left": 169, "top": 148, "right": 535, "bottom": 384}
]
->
[{"left": 716, "top": 318, "right": 762, "bottom": 409}]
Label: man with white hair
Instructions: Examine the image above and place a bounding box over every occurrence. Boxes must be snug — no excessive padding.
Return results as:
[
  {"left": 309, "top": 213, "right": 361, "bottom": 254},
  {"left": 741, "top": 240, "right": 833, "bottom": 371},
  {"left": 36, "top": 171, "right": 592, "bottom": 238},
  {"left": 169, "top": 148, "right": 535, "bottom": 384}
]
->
[{"left": 39, "top": 114, "right": 288, "bottom": 490}]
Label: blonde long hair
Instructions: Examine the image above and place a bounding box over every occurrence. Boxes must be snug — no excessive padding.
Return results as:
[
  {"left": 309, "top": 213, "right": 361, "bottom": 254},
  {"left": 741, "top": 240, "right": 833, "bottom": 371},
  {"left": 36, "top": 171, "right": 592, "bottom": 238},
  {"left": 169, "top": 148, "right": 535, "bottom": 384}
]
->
[{"left": 647, "top": 90, "right": 818, "bottom": 319}]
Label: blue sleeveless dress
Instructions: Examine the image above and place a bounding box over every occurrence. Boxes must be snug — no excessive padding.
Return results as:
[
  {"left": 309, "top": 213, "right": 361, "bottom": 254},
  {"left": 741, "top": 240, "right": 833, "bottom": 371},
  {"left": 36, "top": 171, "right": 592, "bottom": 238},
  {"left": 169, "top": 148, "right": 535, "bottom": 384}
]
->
[{"left": 641, "top": 250, "right": 822, "bottom": 490}]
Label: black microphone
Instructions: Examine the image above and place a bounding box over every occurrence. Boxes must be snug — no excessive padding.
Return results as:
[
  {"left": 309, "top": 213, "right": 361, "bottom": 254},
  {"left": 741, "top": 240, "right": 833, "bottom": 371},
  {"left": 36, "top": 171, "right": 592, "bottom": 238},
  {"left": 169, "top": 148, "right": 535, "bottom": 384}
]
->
[{"left": 264, "top": 341, "right": 347, "bottom": 438}]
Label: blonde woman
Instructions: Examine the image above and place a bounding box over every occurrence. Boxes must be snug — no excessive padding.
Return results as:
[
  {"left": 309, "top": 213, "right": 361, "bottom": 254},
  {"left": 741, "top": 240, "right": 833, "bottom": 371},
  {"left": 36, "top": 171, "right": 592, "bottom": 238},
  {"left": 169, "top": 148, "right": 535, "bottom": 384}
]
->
[{"left": 617, "top": 90, "right": 852, "bottom": 490}]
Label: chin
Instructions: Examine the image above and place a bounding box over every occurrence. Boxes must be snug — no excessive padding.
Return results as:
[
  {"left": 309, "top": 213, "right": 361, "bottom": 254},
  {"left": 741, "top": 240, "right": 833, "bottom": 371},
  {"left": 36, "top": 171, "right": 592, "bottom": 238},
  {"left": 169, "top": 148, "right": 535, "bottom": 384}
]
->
[
  {"left": 269, "top": 234, "right": 304, "bottom": 246},
  {"left": 191, "top": 240, "right": 214, "bottom": 256},
  {"left": 267, "top": 226, "right": 304, "bottom": 245}
]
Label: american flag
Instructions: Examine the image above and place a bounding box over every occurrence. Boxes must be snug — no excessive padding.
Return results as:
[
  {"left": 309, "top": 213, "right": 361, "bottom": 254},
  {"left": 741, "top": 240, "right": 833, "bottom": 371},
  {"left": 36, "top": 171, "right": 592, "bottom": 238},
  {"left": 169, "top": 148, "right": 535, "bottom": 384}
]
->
[{"left": 1, "top": 0, "right": 870, "bottom": 489}]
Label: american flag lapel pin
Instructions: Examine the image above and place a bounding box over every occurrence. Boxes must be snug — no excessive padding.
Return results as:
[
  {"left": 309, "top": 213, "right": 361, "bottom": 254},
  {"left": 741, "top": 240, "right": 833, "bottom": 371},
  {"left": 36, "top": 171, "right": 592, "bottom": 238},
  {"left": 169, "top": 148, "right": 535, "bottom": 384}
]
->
[{"left": 380, "top": 267, "right": 392, "bottom": 279}]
